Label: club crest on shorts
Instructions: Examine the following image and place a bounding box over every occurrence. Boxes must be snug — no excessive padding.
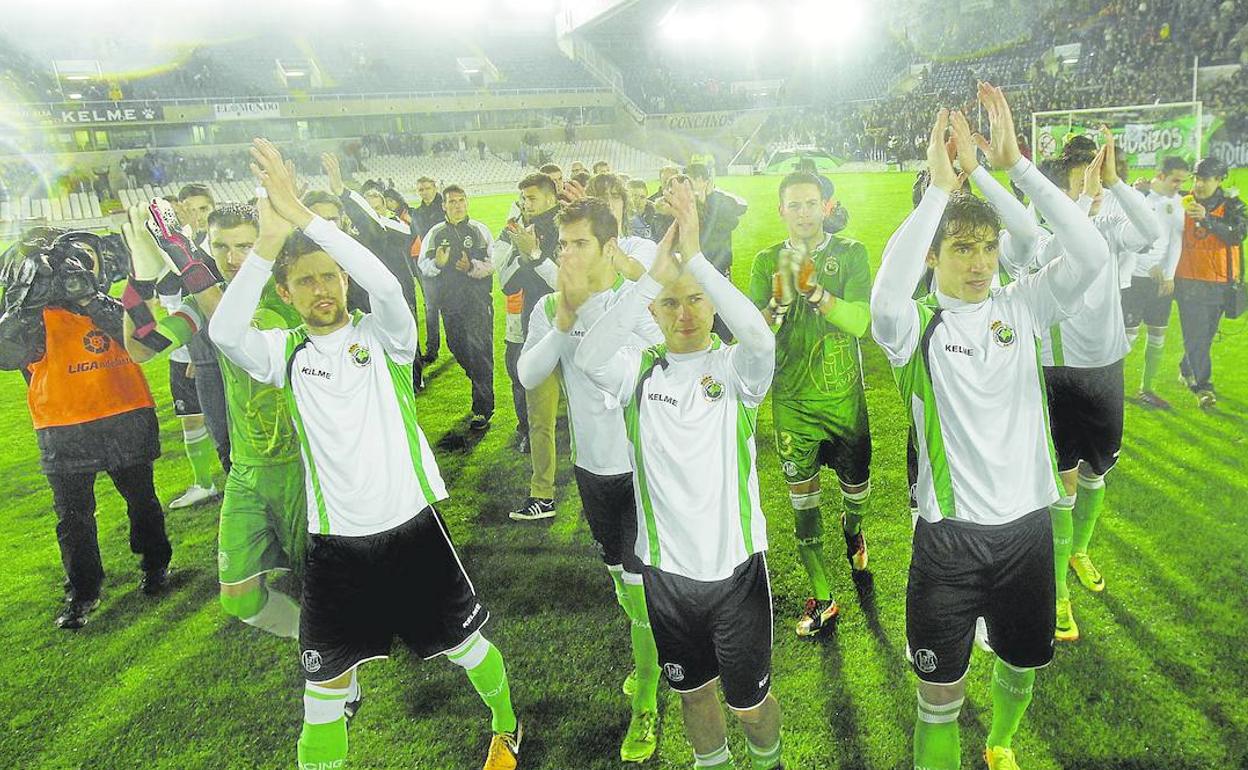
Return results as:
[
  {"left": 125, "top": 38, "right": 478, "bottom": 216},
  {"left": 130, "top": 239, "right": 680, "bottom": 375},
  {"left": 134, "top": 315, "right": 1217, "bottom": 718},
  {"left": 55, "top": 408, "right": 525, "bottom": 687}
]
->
[
  {"left": 82, "top": 330, "right": 110, "bottom": 354},
  {"left": 348, "top": 343, "right": 372, "bottom": 367},
  {"left": 914, "top": 648, "right": 938, "bottom": 674},
  {"left": 663, "top": 662, "right": 685, "bottom": 682},
  {"left": 217, "top": 551, "right": 229, "bottom": 572},
  {"left": 302, "top": 649, "right": 323, "bottom": 674},
  {"left": 700, "top": 375, "right": 724, "bottom": 402},
  {"left": 782, "top": 460, "right": 799, "bottom": 477},
  {"left": 990, "top": 320, "right": 1016, "bottom": 348}
]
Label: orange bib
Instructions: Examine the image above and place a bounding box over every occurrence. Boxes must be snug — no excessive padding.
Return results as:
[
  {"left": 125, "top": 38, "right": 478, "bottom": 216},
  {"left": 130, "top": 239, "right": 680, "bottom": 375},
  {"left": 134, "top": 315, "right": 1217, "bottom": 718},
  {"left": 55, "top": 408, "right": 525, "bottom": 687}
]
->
[{"left": 27, "top": 307, "right": 154, "bottom": 429}]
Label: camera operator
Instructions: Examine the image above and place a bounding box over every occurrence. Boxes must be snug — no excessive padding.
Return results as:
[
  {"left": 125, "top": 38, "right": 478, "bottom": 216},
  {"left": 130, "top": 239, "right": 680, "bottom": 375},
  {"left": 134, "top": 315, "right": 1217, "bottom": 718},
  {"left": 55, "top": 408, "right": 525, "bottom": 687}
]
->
[{"left": 0, "top": 231, "right": 172, "bottom": 630}]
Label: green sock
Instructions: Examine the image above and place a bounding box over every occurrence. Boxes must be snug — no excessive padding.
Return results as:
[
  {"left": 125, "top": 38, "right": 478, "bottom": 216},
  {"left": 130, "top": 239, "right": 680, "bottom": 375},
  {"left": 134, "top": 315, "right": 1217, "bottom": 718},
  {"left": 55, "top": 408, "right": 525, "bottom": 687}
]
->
[
  {"left": 621, "top": 577, "right": 660, "bottom": 713},
  {"left": 693, "top": 741, "right": 732, "bottom": 768},
  {"left": 914, "top": 694, "right": 961, "bottom": 770},
  {"left": 298, "top": 682, "right": 349, "bottom": 770},
  {"left": 451, "top": 637, "right": 517, "bottom": 734},
  {"left": 1142, "top": 331, "right": 1166, "bottom": 391},
  {"left": 183, "top": 426, "right": 216, "bottom": 488},
  {"left": 747, "top": 737, "right": 782, "bottom": 770},
  {"left": 1050, "top": 498, "right": 1074, "bottom": 601},
  {"left": 793, "top": 503, "right": 831, "bottom": 601},
  {"left": 842, "top": 483, "right": 870, "bottom": 536},
  {"left": 1072, "top": 477, "right": 1106, "bottom": 554},
  {"left": 987, "top": 658, "right": 1035, "bottom": 749}
]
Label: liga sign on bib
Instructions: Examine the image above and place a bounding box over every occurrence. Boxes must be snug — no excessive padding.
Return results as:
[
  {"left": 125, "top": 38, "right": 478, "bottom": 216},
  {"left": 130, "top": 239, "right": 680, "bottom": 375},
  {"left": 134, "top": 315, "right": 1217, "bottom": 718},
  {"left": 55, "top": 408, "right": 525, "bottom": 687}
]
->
[{"left": 213, "top": 101, "right": 282, "bottom": 121}]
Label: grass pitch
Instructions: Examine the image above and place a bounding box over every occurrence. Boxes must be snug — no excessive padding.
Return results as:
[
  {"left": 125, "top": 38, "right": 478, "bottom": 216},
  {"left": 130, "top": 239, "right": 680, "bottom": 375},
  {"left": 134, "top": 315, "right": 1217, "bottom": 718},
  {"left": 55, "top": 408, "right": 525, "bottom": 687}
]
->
[{"left": 0, "top": 171, "right": 1245, "bottom": 769}]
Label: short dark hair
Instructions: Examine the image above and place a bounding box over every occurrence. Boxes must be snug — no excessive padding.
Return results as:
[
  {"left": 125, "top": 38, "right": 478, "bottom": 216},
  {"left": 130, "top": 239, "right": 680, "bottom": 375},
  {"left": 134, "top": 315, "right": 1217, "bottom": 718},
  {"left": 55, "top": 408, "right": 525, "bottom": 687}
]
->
[
  {"left": 627, "top": 179, "right": 648, "bottom": 192},
  {"left": 586, "top": 173, "right": 627, "bottom": 203},
  {"left": 302, "top": 190, "right": 343, "bottom": 215},
  {"left": 556, "top": 197, "right": 618, "bottom": 248},
  {"left": 592, "top": 160, "right": 609, "bottom": 171},
  {"left": 539, "top": 163, "right": 562, "bottom": 175},
  {"left": 684, "top": 163, "right": 712, "bottom": 181},
  {"left": 518, "top": 173, "right": 557, "bottom": 196},
  {"left": 178, "top": 183, "right": 213, "bottom": 203},
  {"left": 417, "top": 176, "right": 437, "bottom": 186},
  {"left": 778, "top": 172, "right": 827, "bottom": 204},
  {"left": 1160, "top": 156, "right": 1191, "bottom": 175},
  {"left": 384, "top": 188, "right": 407, "bottom": 209},
  {"left": 1063, "top": 135, "right": 1099, "bottom": 164},
  {"left": 571, "top": 172, "right": 591, "bottom": 186},
  {"left": 361, "top": 180, "right": 385, "bottom": 195},
  {"left": 1194, "top": 157, "right": 1228, "bottom": 179},
  {"left": 443, "top": 184, "right": 466, "bottom": 198},
  {"left": 932, "top": 193, "right": 1001, "bottom": 255},
  {"left": 274, "top": 232, "right": 329, "bottom": 285},
  {"left": 206, "top": 202, "right": 257, "bottom": 231}
]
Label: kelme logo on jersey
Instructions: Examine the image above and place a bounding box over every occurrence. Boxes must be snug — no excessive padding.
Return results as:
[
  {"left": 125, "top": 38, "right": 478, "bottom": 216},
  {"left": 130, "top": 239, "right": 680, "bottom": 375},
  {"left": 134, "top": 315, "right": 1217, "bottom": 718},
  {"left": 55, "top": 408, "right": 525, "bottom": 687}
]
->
[
  {"left": 82, "top": 330, "right": 111, "bottom": 354},
  {"left": 348, "top": 343, "right": 372, "bottom": 368},
  {"left": 700, "top": 375, "right": 724, "bottom": 402},
  {"left": 914, "top": 648, "right": 938, "bottom": 674},
  {"left": 991, "top": 320, "right": 1016, "bottom": 347},
  {"left": 302, "top": 649, "right": 323, "bottom": 674},
  {"left": 663, "top": 662, "right": 685, "bottom": 682}
]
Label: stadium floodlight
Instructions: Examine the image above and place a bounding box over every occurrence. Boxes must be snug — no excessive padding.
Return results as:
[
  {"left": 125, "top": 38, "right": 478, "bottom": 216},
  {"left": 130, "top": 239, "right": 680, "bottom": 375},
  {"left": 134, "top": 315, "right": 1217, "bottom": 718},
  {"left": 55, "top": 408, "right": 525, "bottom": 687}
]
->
[{"left": 795, "top": 0, "right": 865, "bottom": 44}]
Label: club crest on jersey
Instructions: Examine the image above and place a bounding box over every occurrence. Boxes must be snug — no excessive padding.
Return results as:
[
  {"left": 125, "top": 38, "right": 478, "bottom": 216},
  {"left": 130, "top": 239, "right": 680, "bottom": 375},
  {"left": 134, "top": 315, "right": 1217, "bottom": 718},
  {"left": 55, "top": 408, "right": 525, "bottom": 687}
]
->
[
  {"left": 663, "top": 662, "right": 685, "bottom": 682},
  {"left": 700, "top": 375, "right": 725, "bottom": 402},
  {"left": 462, "top": 235, "right": 474, "bottom": 249},
  {"left": 302, "top": 649, "right": 323, "bottom": 674},
  {"left": 822, "top": 255, "right": 839, "bottom": 275},
  {"left": 991, "top": 320, "right": 1016, "bottom": 348},
  {"left": 348, "top": 343, "right": 372, "bottom": 367}
]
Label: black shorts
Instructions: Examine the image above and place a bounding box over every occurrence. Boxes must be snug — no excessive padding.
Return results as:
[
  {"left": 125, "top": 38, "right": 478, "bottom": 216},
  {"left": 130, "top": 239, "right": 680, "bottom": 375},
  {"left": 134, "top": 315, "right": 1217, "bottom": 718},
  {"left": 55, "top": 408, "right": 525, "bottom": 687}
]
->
[
  {"left": 906, "top": 509, "right": 1055, "bottom": 684},
  {"left": 298, "top": 506, "right": 487, "bottom": 683},
  {"left": 168, "top": 359, "right": 202, "bottom": 417},
  {"left": 1044, "top": 361, "right": 1124, "bottom": 476},
  {"left": 573, "top": 466, "right": 641, "bottom": 573},
  {"left": 1120, "top": 276, "right": 1174, "bottom": 329},
  {"left": 643, "top": 553, "right": 773, "bottom": 710}
]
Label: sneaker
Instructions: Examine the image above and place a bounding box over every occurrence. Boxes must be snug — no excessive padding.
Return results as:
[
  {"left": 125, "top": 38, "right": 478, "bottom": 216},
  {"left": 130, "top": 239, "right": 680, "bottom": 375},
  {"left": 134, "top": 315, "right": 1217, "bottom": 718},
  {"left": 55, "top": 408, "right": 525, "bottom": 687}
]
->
[
  {"left": 421, "top": 350, "right": 439, "bottom": 365},
  {"left": 1197, "top": 389, "right": 1217, "bottom": 409},
  {"left": 984, "top": 746, "right": 1021, "bottom": 770},
  {"left": 1055, "top": 598, "right": 1079, "bottom": 642},
  {"left": 55, "top": 597, "right": 100, "bottom": 629},
  {"left": 140, "top": 567, "right": 169, "bottom": 596},
  {"left": 345, "top": 694, "right": 363, "bottom": 722},
  {"left": 1135, "top": 389, "right": 1171, "bottom": 409},
  {"left": 621, "top": 669, "right": 637, "bottom": 697},
  {"left": 470, "top": 414, "right": 492, "bottom": 431},
  {"left": 170, "top": 484, "right": 219, "bottom": 509},
  {"left": 1069, "top": 552, "right": 1105, "bottom": 592},
  {"left": 795, "top": 598, "right": 839, "bottom": 638},
  {"left": 620, "top": 709, "right": 658, "bottom": 763},
  {"left": 974, "top": 616, "right": 993, "bottom": 653},
  {"left": 509, "top": 497, "right": 555, "bottom": 521},
  {"left": 483, "top": 721, "right": 523, "bottom": 770},
  {"left": 841, "top": 516, "right": 868, "bottom": 572}
]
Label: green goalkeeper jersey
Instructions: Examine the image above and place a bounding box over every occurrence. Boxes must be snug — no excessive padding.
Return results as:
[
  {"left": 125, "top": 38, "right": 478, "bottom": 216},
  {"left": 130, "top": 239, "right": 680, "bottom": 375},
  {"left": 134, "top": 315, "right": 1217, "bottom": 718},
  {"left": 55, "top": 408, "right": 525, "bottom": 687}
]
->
[
  {"left": 216, "top": 283, "right": 303, "bottom": 466},
  {"left": 747, "top": 235, "right": 872, "bottom": 405}
]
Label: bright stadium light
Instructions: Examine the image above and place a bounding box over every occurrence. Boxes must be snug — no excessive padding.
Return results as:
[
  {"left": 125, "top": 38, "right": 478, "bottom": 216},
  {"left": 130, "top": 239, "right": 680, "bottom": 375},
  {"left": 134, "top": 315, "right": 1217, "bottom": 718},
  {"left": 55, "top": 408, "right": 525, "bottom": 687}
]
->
[{"left": 795, "top": 0, "right": 865, "bottom": 44}]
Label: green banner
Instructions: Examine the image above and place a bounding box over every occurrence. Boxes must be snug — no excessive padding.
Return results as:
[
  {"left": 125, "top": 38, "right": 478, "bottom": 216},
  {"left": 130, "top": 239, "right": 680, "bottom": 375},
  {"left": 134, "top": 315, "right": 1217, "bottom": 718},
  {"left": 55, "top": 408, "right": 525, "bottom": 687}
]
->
[{"left": 1035, "top": 114, "right": 1223, "bottom": 168}]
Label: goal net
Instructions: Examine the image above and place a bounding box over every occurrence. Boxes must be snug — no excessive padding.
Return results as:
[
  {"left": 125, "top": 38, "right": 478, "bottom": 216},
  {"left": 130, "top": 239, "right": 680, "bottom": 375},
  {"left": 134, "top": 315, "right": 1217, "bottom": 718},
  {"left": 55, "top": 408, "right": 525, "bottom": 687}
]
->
[{"left": 1031, "top": 101, "right": 1207, "bottom": 173}]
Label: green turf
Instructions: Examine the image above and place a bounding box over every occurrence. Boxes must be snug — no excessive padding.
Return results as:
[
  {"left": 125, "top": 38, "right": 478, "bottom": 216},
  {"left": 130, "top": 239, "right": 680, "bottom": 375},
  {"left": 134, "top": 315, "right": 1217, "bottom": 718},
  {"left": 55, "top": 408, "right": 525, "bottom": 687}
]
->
[{"left": 1, "top": 172, "right": 1246, "bottom": 770}]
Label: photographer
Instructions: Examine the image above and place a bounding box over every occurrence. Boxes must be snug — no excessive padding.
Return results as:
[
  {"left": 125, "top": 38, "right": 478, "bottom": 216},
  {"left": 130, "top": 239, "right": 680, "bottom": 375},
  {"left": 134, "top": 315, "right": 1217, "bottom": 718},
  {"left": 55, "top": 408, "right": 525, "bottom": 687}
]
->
[{"left": 0, "top": 231, "right": 172, "bottom": 630}]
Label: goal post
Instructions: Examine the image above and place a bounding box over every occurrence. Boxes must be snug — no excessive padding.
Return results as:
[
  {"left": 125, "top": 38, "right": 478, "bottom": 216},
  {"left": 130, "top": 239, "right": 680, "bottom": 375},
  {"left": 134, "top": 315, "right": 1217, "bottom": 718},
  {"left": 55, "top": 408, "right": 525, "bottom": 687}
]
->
[{"left": 1031, "top": 101, "right": 1214, "bottom": 174}]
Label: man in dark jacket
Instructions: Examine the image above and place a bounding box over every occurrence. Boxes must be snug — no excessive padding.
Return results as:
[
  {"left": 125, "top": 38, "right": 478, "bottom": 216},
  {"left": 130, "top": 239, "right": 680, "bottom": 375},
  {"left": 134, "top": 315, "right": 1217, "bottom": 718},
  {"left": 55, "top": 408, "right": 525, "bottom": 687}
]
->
[
  {"left": 412, "top": 176, "right": 447, "bottom": 363},
  {"left": 1175, "top": 157, "right": 1248, "bottom": 408},
  {"left": 687, "top": 163, "right": 748, "bottom": 340},
  {"left": 498, "top": 173, "right": 562, "bottom": 521},
  {"left": 0, "top": 232, "right": 172, "bottom": 629},
  {"left": 418, "top": 185, "right": 497, "bottom": 429}
]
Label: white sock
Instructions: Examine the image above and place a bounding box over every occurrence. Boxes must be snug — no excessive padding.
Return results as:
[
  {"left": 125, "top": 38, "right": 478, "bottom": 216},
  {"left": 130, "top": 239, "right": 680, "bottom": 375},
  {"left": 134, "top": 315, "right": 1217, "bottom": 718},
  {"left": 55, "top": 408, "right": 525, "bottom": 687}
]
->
[{"left": 243, "top": 588, "right": 300, "bottom": 639}]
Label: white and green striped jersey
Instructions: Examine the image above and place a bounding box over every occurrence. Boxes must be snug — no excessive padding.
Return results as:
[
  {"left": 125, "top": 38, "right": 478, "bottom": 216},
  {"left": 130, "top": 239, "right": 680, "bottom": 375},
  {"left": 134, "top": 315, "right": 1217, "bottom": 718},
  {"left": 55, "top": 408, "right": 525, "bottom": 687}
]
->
[
  {"left": 1133, "top": 189, "right": 1185, "bottom": 280},
  {"left": 873, "top": 167, "right": 1110, "bottom": 526},
  {"left": 210, "top": 215, "right": 447, "bottom": 537},
  {"left": 576, "top": 258, "right": 776, "bottom": 581},
  {"left": 518, "top": 277, "right": 663, "bottom": 476}
]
